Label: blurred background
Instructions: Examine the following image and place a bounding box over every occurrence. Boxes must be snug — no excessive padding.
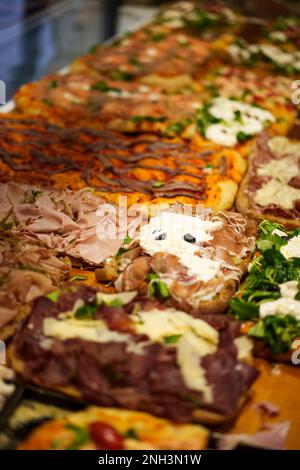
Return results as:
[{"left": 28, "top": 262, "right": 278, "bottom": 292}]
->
[{"left": 0, "top": 0, "right": 299, "bottom": 100}]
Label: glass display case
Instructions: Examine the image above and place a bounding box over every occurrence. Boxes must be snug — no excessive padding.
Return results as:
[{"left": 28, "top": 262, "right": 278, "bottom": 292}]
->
[{"left": 0, "top": 0, "right": 158, "bottom": 100}]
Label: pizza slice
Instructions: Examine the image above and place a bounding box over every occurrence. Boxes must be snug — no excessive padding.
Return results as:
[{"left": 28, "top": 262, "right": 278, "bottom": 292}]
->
[
  {"left": 95, "top": 209, "right": 257, "bottom": 316},
  {"left": 10, "top": 284, "right": 259, "bottom": 424},
  {"left": 198, "top": 65, "right": 297, "bottom": 136},
  {"left": 0, "top": 115, "right": 245, "bottom": 210},
  {"left": 230, "top": 220, "right": 300, "bottom": 362},
  {"left": 70, "top": 28, "right": 210, "bottom": 83},
  {"left": 19, "top": 406, "right": 209, "bottom": 450},
  {"left": 236, "top": 133, "right": 300, "bottom": 229}
]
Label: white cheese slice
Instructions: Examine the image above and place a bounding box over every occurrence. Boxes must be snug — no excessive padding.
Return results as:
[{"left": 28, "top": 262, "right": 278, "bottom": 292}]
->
[
  {"left": 280, "top": 235, "right": 300, "bottom": 259},
  {"left": 133, "top": 308, "right": 218, "bottom": 402},
  {"left": 259, "top": 298, "right": 300, "bottom": 321},
  {"left": 279, "top": 281, "right": 299, "bottom": 298},
  {"left": 132, "top": 308, "right": 218, "bottom": 344},
  {"left": 254, "top": 179, "right": 300, "bottom": 210},
  {"left": 257, "top": 156, "right": 299, "bottom": 184},
  {"left": 43, "top": 318, "right": 146, "bottom": 355}
]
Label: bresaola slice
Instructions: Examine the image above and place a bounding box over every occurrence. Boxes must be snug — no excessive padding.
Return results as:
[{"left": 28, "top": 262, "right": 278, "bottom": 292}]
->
[
  {"left": 10, "top": 285, "right": 259, "bottom": 424},
  {"left": 96, "top": 209, "right": 257, "bottom": 316}
]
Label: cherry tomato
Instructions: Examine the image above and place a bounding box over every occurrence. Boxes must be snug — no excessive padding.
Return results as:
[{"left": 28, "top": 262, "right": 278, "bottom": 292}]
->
[{"left": 88, "top": 421, "right": 124, "bottom": 450}]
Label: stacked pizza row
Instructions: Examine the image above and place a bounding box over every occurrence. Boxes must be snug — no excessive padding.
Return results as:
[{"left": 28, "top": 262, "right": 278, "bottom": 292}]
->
[{"left": 0, "top": 1, "right": 299, "bottom": 450}]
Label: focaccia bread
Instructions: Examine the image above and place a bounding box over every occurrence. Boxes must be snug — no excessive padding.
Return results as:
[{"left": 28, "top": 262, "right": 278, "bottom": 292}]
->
[
  {"left": 95, "top": 209, "right": 257, "bottom": 316},
  {"left": 19, "top": 406, "right": 209, "bottom": 450},
  {"left": 236, "top": 133, "right": 300, "bottom": 229},
  {"left": 10, "top": 285, "right": 259, "bottom": 425}
]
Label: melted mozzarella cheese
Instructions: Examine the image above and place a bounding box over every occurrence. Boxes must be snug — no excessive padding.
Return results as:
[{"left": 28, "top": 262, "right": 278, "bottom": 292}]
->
[
  {"left": 280, "top": 235, "right": 300, "bottom": 259},
  {"left": 205, "top": 98, "right": 274, "bottom": 147},
  {"left": 139, "top": 211, "right": 223, "bottom": 282}
]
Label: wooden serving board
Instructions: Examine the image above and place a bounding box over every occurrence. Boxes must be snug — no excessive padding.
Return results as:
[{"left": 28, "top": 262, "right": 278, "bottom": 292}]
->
[{"left": 70, "top": 268, "right": 300, "bottom": 449}]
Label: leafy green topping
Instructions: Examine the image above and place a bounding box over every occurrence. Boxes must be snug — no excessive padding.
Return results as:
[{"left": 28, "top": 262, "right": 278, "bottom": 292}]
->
[
  {"left": 70, "top": 275, "right": 88, "bottom": 281},
  {"left": 74, "top": 302, "right": 98, "bottom": 319},
  {"left": 230, "top": 220, "right": 300, "bottom": 354},
  {"left": 90, "top": 80, "right": 120, "bottom": 93},
  {"left": 236, "top": 131, "right": 251, "bottom": 142},
  {"left": 42, "top": 98, "right": 53, "bottom": 107},
  {"left": 123, "top": 235, "right": 132, "bottom": 245},
  {"left": 131, "top": 115, "right": 166, "bottom": 123},
  {"left": 164, "top": 121, "right": 187, "bottom": 136},
  {"left": 64, "top": 424, "right": 89, "bottom": 450},
  {"left": 148, "top": 273, "right": 170, "bottom": 299},
  {"left": 164, "top": 334, "right": 182, "bottom": 344},
  {"left": 249, "top": 315, "right": 300, "bottom": 355},
  {"left": 124, "top": 428, "right": 139, "bottom": 439},
  {"left": 110, "top": 70, "right": 134, "bottom": 81},
  {"left": 46, "top": 290, "right": 61, "bottom": 302},
  {"left": 184, "top": 9, "right": 217, "bottom": 32},
  {"left": 49, "top": 80, "right": 58, "bottom": 89},
  {"left": 152, "top": 181, "right": 164, "bottom": 188},
  {"left": 196, "top": 103, "right": 221, "bottom": 136}
]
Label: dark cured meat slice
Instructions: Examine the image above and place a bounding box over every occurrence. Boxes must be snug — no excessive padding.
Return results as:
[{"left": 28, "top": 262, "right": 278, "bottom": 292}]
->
[{"left": 13, "top": 285, "right": 259, "bottom": 422}]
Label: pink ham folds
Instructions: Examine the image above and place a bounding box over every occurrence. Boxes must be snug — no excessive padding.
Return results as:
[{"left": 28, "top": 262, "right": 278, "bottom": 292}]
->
[
  {"left": 0, "top": 182, "right": 140, "bottom": 265},
  {"left": 0, "top": 232, "right": 69, "bottom": 335}
]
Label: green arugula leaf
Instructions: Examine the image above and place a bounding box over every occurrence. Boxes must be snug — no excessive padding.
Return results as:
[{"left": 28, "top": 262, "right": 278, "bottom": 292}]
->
[
  {"left": 65, "top": 424, "right": 89, "bottom": 450},
  {"left": 148, "top": 273, "right": 170, "bottom": 299},
  {"left": 110, "top": 70, "right": 134, "bottom": 81},
  {"left": 74, "top": 302, "right": 98, "bottom": 319},
  {"left": 46, "top": 290, "right": 61, "bottom": 302},
  {"left": 230, "top": 298, "right": 259, "bottom": 320},
  {"left": 90, "top": 80, "right": 120, "bottom": 93},
  {"left": 164, "top": 334, "right": 182, "bottom": 344},
  {"left": 124, "top": 428, "right": 139, "bottom": 439},
  {"left": 70, "top": 275, "right": 88, "bottom": 281},
  {"left": 249, "top": 315, "right": 300, "bottom": 355}
]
